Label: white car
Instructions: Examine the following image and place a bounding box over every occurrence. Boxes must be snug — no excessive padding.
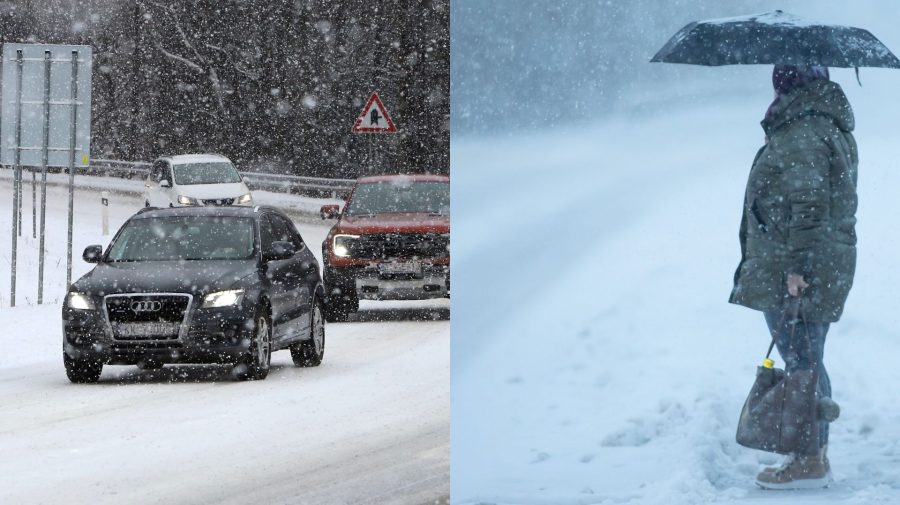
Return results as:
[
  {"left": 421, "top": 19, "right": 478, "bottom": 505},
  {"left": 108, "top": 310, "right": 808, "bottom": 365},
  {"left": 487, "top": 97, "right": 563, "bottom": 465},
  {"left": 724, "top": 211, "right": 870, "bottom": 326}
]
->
[{"left": 144, "top": 154, "right": 254, "bottom": 208}]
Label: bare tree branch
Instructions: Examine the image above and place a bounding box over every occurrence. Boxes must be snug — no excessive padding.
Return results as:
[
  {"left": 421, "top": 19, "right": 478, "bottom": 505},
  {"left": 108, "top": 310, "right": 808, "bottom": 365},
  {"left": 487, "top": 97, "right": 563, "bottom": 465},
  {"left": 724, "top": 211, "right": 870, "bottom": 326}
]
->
[{"left": 152, "top": 39, "right": 204, "bottom": 73}]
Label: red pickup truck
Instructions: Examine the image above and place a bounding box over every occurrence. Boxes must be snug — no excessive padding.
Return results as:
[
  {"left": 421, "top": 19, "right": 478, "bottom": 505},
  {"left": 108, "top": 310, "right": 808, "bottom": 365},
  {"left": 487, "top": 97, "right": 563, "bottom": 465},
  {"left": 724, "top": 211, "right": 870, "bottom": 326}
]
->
[{"left": 320, "top": 174, "right": 450, "bottom": 321}]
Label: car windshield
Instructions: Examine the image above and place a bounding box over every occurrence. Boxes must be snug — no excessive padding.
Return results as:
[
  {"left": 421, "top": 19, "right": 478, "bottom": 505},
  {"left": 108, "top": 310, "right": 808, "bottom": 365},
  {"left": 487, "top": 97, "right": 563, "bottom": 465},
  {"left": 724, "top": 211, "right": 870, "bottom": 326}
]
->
[
  {"left": 344, "top": 180, "right": 450, "bottom": 216},
  {"left": 106, "top": 216, "right": 256, "bottom": 261},
  {"left": 172, "top": 162, "right": 242, "bottom": 185}
]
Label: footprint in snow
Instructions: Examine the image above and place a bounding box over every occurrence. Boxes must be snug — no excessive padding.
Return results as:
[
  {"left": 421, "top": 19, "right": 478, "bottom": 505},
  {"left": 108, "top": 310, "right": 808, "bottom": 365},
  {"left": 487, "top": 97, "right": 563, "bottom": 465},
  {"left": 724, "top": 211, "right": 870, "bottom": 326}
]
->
[{"left": 531, "top": 452, "right": 550, "bottom": 464}]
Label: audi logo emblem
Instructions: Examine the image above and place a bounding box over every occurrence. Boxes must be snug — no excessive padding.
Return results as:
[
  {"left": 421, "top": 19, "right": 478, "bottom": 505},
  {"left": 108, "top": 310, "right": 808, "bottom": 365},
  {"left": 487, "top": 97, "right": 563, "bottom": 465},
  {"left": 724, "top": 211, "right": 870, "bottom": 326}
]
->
[{"left": 131, "top": 300, "right": 162, "bottom": 312}]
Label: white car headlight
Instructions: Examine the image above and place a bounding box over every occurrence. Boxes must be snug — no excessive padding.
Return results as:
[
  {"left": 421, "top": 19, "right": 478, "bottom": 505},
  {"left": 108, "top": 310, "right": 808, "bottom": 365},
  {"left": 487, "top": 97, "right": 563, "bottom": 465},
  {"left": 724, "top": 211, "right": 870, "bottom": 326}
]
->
[
  {"left": 235, "top": 193, "right": 253, "bottom": 205},
  {"left": 67, "top": 292, "right": 96, "bottom": 310},
  {"left": 333, "top": 234, "right": 359, "bottom": 257},
  {"left": 177, "top": 195, "right": 199, "bottom": 205},
  {"left": 201, "top": 289, "right": 244, "bottom": 308}
]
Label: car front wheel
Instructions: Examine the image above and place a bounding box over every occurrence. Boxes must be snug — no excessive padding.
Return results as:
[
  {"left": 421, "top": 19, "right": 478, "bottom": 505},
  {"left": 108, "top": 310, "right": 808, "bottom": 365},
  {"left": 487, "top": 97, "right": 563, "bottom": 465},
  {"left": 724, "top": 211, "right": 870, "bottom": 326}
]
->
[
  {"left": 234, "top": 312, "right": 271, "bottom": 380},
  {"left": 292, "top": 301, "right": 325, "bottom": 367},
  {"left": 64, "top": 353, "right": 103, "bottom": 383}
]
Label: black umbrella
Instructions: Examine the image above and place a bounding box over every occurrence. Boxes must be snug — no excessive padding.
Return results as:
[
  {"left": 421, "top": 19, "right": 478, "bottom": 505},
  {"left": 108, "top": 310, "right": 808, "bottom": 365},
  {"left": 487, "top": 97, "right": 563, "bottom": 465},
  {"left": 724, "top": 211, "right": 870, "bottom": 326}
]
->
[{"left": 651, "top": 10, "right": 900, "bottom": 68}]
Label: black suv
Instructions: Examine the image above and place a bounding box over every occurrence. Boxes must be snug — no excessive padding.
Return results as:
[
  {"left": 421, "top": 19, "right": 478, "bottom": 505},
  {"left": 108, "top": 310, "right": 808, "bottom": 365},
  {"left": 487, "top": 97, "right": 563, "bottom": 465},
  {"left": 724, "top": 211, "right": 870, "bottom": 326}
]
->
[{"left": 62, "top": 206, "right": 325, "bottom": 382}]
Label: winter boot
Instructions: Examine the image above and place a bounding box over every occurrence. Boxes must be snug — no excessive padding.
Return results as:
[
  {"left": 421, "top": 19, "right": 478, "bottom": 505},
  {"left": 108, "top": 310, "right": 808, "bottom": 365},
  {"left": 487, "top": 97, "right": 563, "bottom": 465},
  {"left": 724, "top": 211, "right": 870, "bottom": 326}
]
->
[
  {"left": 757, "top": 453, "right": 794, "bottom": 480},
  {"left": 756, "top": 449, "right": 831, "bottom": 490},
  {"left": 758, "top": 446, "right": 832, "bottom": 481},
  {"left": 818, "top": 397, "right": 840, "bottom": 422}
]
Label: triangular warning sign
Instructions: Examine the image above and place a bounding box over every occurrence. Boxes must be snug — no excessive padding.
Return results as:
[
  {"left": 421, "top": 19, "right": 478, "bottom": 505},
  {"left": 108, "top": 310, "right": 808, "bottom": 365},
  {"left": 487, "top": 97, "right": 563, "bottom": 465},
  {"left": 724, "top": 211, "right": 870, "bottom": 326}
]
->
[{"left": 352, "top": 92, "right": 397, "bottom": 133}]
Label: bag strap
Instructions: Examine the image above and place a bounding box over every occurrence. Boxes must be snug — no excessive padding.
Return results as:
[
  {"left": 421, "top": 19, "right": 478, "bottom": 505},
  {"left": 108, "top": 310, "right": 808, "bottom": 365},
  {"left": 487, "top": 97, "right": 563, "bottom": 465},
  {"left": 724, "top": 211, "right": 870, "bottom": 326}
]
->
[
  {"left": 764, "top": 296, "right": 802, "bottom": 361},
  {"left": 766, "top": 296, "right": 815, "bottom": 366},
  {"left": 796, "top": 298, "right": 816, "bottom": 368}
]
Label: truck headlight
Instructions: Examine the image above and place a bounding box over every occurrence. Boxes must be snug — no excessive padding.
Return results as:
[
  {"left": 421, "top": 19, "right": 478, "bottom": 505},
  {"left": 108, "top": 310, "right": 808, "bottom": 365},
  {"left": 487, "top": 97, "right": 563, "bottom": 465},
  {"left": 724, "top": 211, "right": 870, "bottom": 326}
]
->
[
  {"left": 202, "top": 289, "right": 244, "bottom": 308},
  {"left": 235, "top": 193, "right": 253, "bottom": 205},
  {"left": 67, "top": 292, "right": 96, "bottom": 310},
  {"left": 333, "top": 234, "right": 359, "bottom": 258},
  {"left": 177, "top": 195, "right": 199, "bottom": 205}
]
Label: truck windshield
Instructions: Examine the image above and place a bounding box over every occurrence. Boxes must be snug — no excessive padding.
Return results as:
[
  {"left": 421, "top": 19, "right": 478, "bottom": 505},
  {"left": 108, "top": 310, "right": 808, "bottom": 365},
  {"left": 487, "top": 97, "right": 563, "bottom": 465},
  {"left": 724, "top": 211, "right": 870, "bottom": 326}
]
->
[
  {"left": 173, "top": 162, "right": 242, "bottom": 185},
  {"left": 107, "top": 216, "right": 256, "bottom": 261},
  {"left": 345, "top": 181, "right": 450, "bottom": 216}
]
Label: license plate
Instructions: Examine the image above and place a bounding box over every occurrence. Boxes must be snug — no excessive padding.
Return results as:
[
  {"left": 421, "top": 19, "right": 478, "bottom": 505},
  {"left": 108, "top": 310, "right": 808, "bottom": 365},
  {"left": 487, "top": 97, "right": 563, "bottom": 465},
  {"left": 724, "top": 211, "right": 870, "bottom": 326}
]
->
[
  {"left": 378, "top": 261, "right": 421, "bottom": 275},
  {"left": 114, "top": 322, "right": 180, "bottom": 338}
]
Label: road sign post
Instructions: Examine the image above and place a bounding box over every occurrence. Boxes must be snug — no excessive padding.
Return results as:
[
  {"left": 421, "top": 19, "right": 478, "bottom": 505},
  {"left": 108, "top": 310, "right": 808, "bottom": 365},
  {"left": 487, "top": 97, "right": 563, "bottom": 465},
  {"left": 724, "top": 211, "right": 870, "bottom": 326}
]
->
[
  {"left": 1, "top": 43, "right": 92, "bottom": 306},
  {"left": 352, "top": 92, "right": 398, "bottom": 175},
  {"left": 101, "top": 191, "right": 109, "bottom": 236}
]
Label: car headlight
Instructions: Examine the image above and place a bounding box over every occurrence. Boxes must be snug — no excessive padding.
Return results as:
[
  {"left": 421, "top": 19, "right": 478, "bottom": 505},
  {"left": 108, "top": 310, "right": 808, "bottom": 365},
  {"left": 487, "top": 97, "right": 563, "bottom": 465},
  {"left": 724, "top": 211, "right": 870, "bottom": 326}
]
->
[
  {"left": 66, "top": 292, "right": 96, "bottom": 310},
  {"left": 201, "top": 289, "right": 244, "bottom": 308},
  {"left": 333, "top": 234, "right": 359, "bottom": 258},
  {"left": 177, "top": 195, "right": 199, "bottom": 205},
  {"left": 235, "top": 193, "right": 253, "bottom": 205}
]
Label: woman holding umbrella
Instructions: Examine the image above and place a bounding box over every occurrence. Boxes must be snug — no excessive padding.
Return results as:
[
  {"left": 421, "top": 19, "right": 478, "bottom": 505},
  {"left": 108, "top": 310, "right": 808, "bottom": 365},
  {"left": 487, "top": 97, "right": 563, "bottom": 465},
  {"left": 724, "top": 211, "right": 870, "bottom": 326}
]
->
[
  {"left": 650, "top": 10, "right": 900, "bottom": 490},
  {"left": 728, "top": 64, "right": 857, "bottom": 489}
]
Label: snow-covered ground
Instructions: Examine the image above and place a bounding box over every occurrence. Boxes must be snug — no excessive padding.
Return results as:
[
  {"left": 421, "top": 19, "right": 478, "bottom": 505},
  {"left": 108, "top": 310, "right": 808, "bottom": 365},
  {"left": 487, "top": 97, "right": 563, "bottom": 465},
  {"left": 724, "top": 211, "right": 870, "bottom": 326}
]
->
[
  {"left": 451, "top": 68, "right": 900, "bottom": 504},
  {"left": 0, "top": 181, "right": 449, "bottom": 504}
]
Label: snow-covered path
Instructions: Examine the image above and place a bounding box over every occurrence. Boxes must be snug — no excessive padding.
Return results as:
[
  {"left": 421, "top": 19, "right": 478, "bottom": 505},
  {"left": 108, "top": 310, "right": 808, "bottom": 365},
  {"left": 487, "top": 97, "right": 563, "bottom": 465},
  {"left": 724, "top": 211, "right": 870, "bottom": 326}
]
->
[
  {"left": 0, "top": 180, "right": 449, "bottom": 505},
  {"left": 452, "top": 77, "right": 900, "bottom": 504}
]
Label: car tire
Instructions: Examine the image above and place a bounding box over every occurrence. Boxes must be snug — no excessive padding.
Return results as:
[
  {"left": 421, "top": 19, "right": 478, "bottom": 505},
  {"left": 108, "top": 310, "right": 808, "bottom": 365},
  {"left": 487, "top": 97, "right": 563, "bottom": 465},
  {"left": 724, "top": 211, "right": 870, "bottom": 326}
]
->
[
  {"left": 234, "top": 311, "right": 271, "bottom": 381},
  {"left": 323, "top": 288, "right": 358, "bottom": 323},
  {"left": 291, "top": 300, "right": 325, "bottom": 367},
  {"left": 64, "top": 353, "right": 103, "bottom": 383}
]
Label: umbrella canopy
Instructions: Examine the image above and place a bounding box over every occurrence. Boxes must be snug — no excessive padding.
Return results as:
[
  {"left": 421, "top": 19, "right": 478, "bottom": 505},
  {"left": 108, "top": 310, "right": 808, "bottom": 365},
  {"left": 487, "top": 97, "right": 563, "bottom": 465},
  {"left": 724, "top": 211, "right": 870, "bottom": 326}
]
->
[{"left": 651, "top": 10, "right": 900, "bottom": 68}]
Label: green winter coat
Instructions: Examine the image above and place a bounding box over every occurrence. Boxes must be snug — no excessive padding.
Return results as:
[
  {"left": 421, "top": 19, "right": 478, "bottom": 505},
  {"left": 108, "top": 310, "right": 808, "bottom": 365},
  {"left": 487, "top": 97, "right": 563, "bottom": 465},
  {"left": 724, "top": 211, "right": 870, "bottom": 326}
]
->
[{"left": 729, "top": 79, "right": 858, "bottom": 322}]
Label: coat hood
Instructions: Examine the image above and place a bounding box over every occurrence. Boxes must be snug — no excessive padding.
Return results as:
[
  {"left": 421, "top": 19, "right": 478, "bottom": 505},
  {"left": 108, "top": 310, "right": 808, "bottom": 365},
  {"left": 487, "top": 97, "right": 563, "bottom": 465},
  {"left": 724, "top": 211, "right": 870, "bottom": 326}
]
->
[{"left": 762, "top": 80, "right": 855, "bottom": 134}]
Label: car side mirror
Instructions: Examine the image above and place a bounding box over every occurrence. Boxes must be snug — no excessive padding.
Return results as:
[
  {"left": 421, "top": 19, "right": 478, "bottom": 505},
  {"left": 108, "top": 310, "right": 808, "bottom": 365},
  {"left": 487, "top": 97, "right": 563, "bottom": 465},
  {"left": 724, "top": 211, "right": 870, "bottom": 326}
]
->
[
  {"left": 320, "top": 204, "right": 340, "bottom": 220},
  {"left": 82, "top": 244, "right": 103, "bottom": 263},
  {"left": 266, "top": 241, "right": 296, "bottom": 262},
  {"left": 159, "top": 179, "right": 171, "bottom": 188}
]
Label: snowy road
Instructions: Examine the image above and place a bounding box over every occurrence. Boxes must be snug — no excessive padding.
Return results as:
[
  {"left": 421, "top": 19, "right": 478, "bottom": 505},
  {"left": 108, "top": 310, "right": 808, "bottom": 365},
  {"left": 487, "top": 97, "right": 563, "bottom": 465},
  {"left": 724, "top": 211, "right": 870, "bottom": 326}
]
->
[{"left": 0, "top": 179, "right": 449, "bottom": 505}]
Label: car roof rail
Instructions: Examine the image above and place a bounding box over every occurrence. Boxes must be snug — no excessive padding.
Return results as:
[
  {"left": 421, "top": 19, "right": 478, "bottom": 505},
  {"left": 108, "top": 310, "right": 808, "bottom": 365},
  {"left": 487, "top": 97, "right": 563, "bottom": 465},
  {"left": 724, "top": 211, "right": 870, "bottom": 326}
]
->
[{"left": 136, "top": 206, "right": 160, "bottom": 215}]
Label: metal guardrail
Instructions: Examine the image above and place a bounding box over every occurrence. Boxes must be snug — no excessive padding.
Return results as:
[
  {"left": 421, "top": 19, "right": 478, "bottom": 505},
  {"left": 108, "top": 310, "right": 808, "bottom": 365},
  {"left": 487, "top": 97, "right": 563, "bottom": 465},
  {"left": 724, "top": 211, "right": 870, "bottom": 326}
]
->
[
  {"left": 84, "top": 159, "right": 355, "bottom": 199},
  {"left": 86, "top": 159, "right": 150, "bottom": 179}
]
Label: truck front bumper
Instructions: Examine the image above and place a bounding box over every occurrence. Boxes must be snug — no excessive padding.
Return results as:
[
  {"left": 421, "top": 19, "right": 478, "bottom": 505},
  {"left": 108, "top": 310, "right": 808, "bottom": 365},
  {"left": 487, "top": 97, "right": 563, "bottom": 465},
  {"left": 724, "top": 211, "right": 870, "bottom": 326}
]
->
[{"left": 355, "top": 265, "right": 450, "bottom": 300}]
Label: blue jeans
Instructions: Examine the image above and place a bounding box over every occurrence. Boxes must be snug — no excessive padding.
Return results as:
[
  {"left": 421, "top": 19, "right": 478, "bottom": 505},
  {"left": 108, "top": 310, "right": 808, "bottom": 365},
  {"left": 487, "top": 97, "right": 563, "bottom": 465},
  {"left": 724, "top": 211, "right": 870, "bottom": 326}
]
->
[{"left": 764, "top": 310, "right": 831, "bottom": 450}]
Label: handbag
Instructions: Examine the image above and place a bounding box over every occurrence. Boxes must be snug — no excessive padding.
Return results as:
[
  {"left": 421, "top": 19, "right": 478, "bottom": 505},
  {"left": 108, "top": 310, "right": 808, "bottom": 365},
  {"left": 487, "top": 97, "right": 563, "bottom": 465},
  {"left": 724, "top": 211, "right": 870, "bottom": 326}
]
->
[{"left": 736, "top": 298, "right": 820, "bottom": 455}]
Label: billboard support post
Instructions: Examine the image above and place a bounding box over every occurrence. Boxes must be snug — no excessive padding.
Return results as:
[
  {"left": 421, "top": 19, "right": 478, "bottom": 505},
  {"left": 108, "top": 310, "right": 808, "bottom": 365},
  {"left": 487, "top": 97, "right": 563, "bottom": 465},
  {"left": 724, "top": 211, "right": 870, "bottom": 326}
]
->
[
  {"left": 1, "top": 44, "right": 92, "bottom": 306},
  {"left": 37, "top": 51, "right": 51, "bottom": 304},
  {"left": 9, "top": 49, "right": 23, "bottom": 307},
  {"left": 31, "top": 167, "right": 35, "bottom": 238},
  {"left": 66, "top": 50, "right": 79, "bottom": 288}
]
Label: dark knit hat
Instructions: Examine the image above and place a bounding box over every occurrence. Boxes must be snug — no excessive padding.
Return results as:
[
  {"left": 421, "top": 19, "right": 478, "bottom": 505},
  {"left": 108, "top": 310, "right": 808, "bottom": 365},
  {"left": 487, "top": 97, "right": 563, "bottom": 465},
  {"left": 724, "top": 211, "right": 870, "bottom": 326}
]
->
[{"left": 772, "top": 64, "right": 830, "bottom": 95}]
